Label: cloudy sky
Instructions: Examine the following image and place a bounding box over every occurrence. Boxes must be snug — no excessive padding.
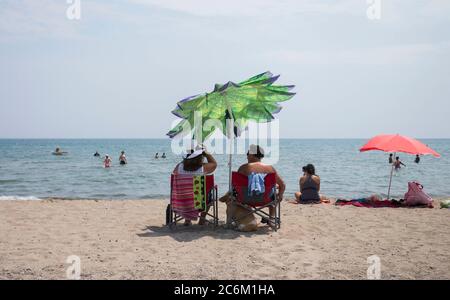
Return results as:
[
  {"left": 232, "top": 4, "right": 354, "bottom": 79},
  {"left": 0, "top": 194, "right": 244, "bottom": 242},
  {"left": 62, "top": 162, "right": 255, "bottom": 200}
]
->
[{"left": 0, "top": 0, "right": 449, "bottom": 138}]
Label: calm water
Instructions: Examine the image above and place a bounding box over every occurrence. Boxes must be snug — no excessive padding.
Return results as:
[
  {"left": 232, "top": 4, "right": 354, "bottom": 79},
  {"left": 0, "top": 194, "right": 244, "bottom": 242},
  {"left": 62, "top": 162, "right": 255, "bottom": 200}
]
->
[{"left": 0, "top": 139, "right": 448, "bottom": 200}]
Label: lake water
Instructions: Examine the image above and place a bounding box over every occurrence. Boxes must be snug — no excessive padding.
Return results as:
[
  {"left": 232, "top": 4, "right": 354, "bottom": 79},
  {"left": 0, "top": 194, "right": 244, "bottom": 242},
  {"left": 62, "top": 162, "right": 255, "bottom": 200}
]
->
[{"left": 0, "top": 139, "right": 448, "bottom": 200}]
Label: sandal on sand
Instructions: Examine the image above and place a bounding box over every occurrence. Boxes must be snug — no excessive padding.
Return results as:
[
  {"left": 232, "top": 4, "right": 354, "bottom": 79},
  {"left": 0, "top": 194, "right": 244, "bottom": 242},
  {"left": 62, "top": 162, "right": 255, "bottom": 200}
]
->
[
  {"left": 198, "top": 217, "right": 206, "bottom": 225},
  {"left": 261, "top": 217, "right": 281, "bottom": 225}
]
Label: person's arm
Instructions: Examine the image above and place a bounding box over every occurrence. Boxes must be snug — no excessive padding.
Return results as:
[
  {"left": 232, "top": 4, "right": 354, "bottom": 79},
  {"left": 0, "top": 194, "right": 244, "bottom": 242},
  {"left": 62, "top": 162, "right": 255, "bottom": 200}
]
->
[
  {"left": 202, "top": 152, "right": 217, "bottom": 174},
  {"left": 401, "top": 162, "right": 406, "bottom": 166},
  {"left": 237, "top": 164, "right": 247, "bottom": 175},
  {"left": 272, "top": 167, "right": 285, "bottom": 200}
]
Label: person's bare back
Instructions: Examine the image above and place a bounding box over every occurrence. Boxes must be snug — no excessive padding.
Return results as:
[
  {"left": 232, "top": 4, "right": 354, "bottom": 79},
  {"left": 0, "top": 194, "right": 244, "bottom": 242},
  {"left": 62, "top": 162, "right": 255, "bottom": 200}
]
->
[
  {"left": 235, "top": 145, "right": 286, "bottom": 221},
  {"left": 237, "top": 162, "right": 276, "bottom": 176}
]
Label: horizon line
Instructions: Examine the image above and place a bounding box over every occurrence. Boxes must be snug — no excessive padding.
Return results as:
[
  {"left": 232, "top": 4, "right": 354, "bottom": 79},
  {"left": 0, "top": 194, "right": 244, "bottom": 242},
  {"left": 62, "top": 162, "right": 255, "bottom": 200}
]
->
[{"left": 1, "top": 137, "right": 449, "bottom": 140}]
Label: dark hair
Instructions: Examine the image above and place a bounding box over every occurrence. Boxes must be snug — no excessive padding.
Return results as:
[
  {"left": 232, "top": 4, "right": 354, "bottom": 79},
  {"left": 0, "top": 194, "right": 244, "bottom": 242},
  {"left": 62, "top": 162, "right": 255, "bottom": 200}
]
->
[
  {"left": 303, "top": 164, "right": 316, "bottom": 176},
  {"left": 396, "top": 156, "right": 399, "bottom": 160},
  {"left": 183, "top": 154, "right": 204, "bottom": 172},
  {"left": 247, "top": 145, "right": 264, "bottom": 159},
  {"left": 389, "top": 154, "right": 393, "bottom": 156}
]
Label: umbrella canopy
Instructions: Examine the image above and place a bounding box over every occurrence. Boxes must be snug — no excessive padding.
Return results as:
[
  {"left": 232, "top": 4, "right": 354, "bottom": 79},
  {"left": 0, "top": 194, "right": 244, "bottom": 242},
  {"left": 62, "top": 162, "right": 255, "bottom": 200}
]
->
[
  {"left": 167, "top": 71, "right": 295, "bottom": 142},
  {"left": 360, "top": 134, "right": 440, "bottom": 157},
  {"left": 167, "top": 71, "right": 296, "bottom": 192},
  {"left": 359, "top": 134, "right": 440, "bottom": 199}
]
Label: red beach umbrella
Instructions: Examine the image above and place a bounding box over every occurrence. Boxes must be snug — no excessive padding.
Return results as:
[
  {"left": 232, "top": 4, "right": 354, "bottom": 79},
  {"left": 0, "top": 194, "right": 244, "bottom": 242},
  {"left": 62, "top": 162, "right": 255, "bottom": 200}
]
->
[
  {"left": 360, "top": 134, "right": 440, "bottom": 157},
  {"left": 360, "top": 134, "right": 441, "bottom": 199}
]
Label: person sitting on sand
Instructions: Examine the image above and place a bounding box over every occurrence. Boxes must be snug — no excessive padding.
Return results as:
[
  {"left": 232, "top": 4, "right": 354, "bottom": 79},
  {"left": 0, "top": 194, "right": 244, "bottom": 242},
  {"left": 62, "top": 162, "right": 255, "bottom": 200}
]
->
[
  {"left": 119, "top": 151, "right": 127, "bottom": 165},
  {"left": 104, "top": 155, "right": 112, "bottom": 168},
  {"left": 294, "top": 164, "right": 327, "bottom": 203},
  {"left": 235, "top": 144, "right": 285, "bottom": 223},
  {"left": 394, "top": 156, "right": 406, "bottom": 170},
  {"left": 94, "top": 151, "right": 100, "bottom": 157},
  {"left": 172, "top": 147, "right": 217, "bottom": 226}
]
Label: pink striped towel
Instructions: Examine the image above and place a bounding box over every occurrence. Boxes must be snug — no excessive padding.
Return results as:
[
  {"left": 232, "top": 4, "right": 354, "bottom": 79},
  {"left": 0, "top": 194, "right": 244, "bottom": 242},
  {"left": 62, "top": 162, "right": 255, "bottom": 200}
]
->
[{"left": 171, "top": 174, "right": 199, "bottom": 221}]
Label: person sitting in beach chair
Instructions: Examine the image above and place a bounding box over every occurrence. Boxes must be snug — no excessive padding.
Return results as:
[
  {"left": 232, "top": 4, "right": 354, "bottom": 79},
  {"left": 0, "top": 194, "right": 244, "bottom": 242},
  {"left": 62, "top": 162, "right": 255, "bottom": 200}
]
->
[
  {"left": 294, "top": 164, "right": 328, "bottom": 203},
  {"left": 169, "top": 148, "right": 218, "bottom": 227},
  {"left": 225, "top": 145, "right": 285, "bottom": 231}
]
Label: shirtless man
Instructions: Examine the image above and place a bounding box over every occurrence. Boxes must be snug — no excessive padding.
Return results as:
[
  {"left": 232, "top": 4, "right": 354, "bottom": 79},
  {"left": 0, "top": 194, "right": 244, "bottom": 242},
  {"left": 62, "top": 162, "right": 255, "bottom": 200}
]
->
[
  {"left": 119, "top": 151, "right": 127, "bottom": 165},
  {"left": 237, "top": 144, "right": 285, "bottom": 220},
  {"left": 394, "top": 156, "right": 406, "bottom": 170}
]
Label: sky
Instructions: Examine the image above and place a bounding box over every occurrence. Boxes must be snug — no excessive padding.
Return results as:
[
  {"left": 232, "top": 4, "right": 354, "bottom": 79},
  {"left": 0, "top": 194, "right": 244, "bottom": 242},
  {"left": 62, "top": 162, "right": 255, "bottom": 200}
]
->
[{"left": 0, "top": 0, "right": 449, "bottom": 138}]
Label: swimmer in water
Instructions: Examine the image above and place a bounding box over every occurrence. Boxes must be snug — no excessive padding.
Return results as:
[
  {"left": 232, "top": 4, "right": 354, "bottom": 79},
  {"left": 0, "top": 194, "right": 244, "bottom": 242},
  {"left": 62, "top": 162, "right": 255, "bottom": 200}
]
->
[
  {"left": 53, "top": 147, "right": 67, "bottom": 155},
  {"left": 162, "top": 152, "right": 166, "bottom": 159},
  {"left": 388, "top": 153, "right": 393, "bottom": 164},
  {"left": 104, "top": 155, "right": 112, "bottom": 168},
  {"left": 415, "top": 154, "right": 420, "bottom": 164},
  {"left": 393, "top": 156, "right": 406, "bottom": 170},
  {"left": 94, "top": 151, "right": 100, "bottom": 157},
  {"left": 119, "top": 151, "right": 127, "bottom": 165},
  {"left": 154, "top": 152, "right": 159, "bottom": 159}
]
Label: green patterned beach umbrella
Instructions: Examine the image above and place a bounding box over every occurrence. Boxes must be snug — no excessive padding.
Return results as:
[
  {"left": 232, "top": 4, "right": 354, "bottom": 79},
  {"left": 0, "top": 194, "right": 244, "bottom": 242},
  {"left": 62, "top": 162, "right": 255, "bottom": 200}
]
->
[
  {"left": 167, "top": 71, "right": 296, "bottom": 142},
  {"left": 167, "top": 71, "right": 296, "bottom": 190}
]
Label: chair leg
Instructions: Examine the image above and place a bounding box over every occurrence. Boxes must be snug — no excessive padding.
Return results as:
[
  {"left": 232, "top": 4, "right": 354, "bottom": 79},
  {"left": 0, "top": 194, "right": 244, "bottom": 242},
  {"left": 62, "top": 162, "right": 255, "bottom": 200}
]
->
[
  {"left": 215, "top": 198, "right": 218, "bottom": 229},
  {"left": 216, "top": 189, "right": 219, "bottom": 227},
  {"left": 214, "top": 187, "right": 219, "bottom": 228},
  {"left": 172, "top": 208, "right": 177, "bottom": 228},
  {"left": 169, "top": 206, "right": 175, "bottom": 230},
  {"left": 278, "top": 201, "right": 281, "bottom": 230}
]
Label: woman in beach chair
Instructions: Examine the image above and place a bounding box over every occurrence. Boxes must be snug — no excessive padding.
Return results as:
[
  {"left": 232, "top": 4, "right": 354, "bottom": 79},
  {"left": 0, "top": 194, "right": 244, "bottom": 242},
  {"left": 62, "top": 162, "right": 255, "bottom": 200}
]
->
[
  {"left": 294, "top": 164, "right": 328, "bottom": 203},
  {"left": 170, "top": 148, "right": 217, "bottom": 226}
]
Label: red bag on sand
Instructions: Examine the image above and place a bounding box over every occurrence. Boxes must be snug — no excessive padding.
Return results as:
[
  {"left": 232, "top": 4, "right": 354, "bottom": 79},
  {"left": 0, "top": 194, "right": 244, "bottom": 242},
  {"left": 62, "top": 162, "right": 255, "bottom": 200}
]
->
[{"left": 404, "top": 181, "right": 433, "bottom": 207}]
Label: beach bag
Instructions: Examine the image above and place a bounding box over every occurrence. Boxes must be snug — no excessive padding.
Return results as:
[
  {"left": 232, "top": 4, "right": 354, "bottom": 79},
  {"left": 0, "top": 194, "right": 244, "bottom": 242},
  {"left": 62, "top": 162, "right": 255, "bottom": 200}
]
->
[{"left": 404, "top": 181, "right": 433, "bottom": 207}]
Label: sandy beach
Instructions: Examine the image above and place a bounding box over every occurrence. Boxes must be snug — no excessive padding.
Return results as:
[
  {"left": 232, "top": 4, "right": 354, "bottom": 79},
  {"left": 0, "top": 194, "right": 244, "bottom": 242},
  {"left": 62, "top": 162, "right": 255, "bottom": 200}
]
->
[{"left": 0, "top": 198, "right": 449, "bottom": 280}]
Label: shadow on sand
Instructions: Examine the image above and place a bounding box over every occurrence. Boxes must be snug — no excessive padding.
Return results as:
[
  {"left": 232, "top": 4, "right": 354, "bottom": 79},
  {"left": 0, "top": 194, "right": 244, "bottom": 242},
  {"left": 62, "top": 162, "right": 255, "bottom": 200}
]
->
[{"left": 137, "top": 223, "right": 273, "bottom": 242}]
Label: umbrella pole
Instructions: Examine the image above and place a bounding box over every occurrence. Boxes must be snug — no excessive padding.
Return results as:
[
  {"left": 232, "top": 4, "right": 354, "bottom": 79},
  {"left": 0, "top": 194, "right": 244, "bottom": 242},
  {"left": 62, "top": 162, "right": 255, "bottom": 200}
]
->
[
  {"left": 387, "top": 152, "right": 396, "bottom": 200},
  {"left": 228, "top": 137, "right": 233, "bottom": 193}
]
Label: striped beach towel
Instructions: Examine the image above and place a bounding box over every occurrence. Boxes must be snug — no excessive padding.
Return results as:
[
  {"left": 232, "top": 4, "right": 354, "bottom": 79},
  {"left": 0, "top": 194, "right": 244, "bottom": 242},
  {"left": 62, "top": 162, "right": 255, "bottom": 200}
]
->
[{"left": 171, "top": 174, "right": 200, "bottom": 221}]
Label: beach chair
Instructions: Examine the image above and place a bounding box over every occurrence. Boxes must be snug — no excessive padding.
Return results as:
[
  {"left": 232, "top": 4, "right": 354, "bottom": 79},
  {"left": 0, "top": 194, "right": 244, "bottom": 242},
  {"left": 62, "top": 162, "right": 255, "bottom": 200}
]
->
[
  {"left": 231, "top": 172, "right": 281, "bottom": 231},
  {"left": 168, "top": 174, "right": 218, "bottom": 229}
]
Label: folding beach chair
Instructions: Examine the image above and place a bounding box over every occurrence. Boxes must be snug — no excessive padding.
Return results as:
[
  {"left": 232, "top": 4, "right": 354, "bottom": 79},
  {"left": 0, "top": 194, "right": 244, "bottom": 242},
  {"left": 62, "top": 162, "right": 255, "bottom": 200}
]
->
[
  {"left": 231, "top": 172, "right": 281, "bottom": 231},
  {"left": 168, "top": 174, "right": 218, "bottom": 229}
]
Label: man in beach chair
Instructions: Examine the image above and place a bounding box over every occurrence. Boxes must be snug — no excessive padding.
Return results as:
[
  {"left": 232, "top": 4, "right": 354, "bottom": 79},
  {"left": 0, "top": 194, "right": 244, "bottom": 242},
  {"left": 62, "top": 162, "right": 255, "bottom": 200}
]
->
[
  {"left": 228, "top": 145, "right": 285, "bottom": 231},
  {"left": 167, "top": 148, "right": 219, "bottom": 228}
]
